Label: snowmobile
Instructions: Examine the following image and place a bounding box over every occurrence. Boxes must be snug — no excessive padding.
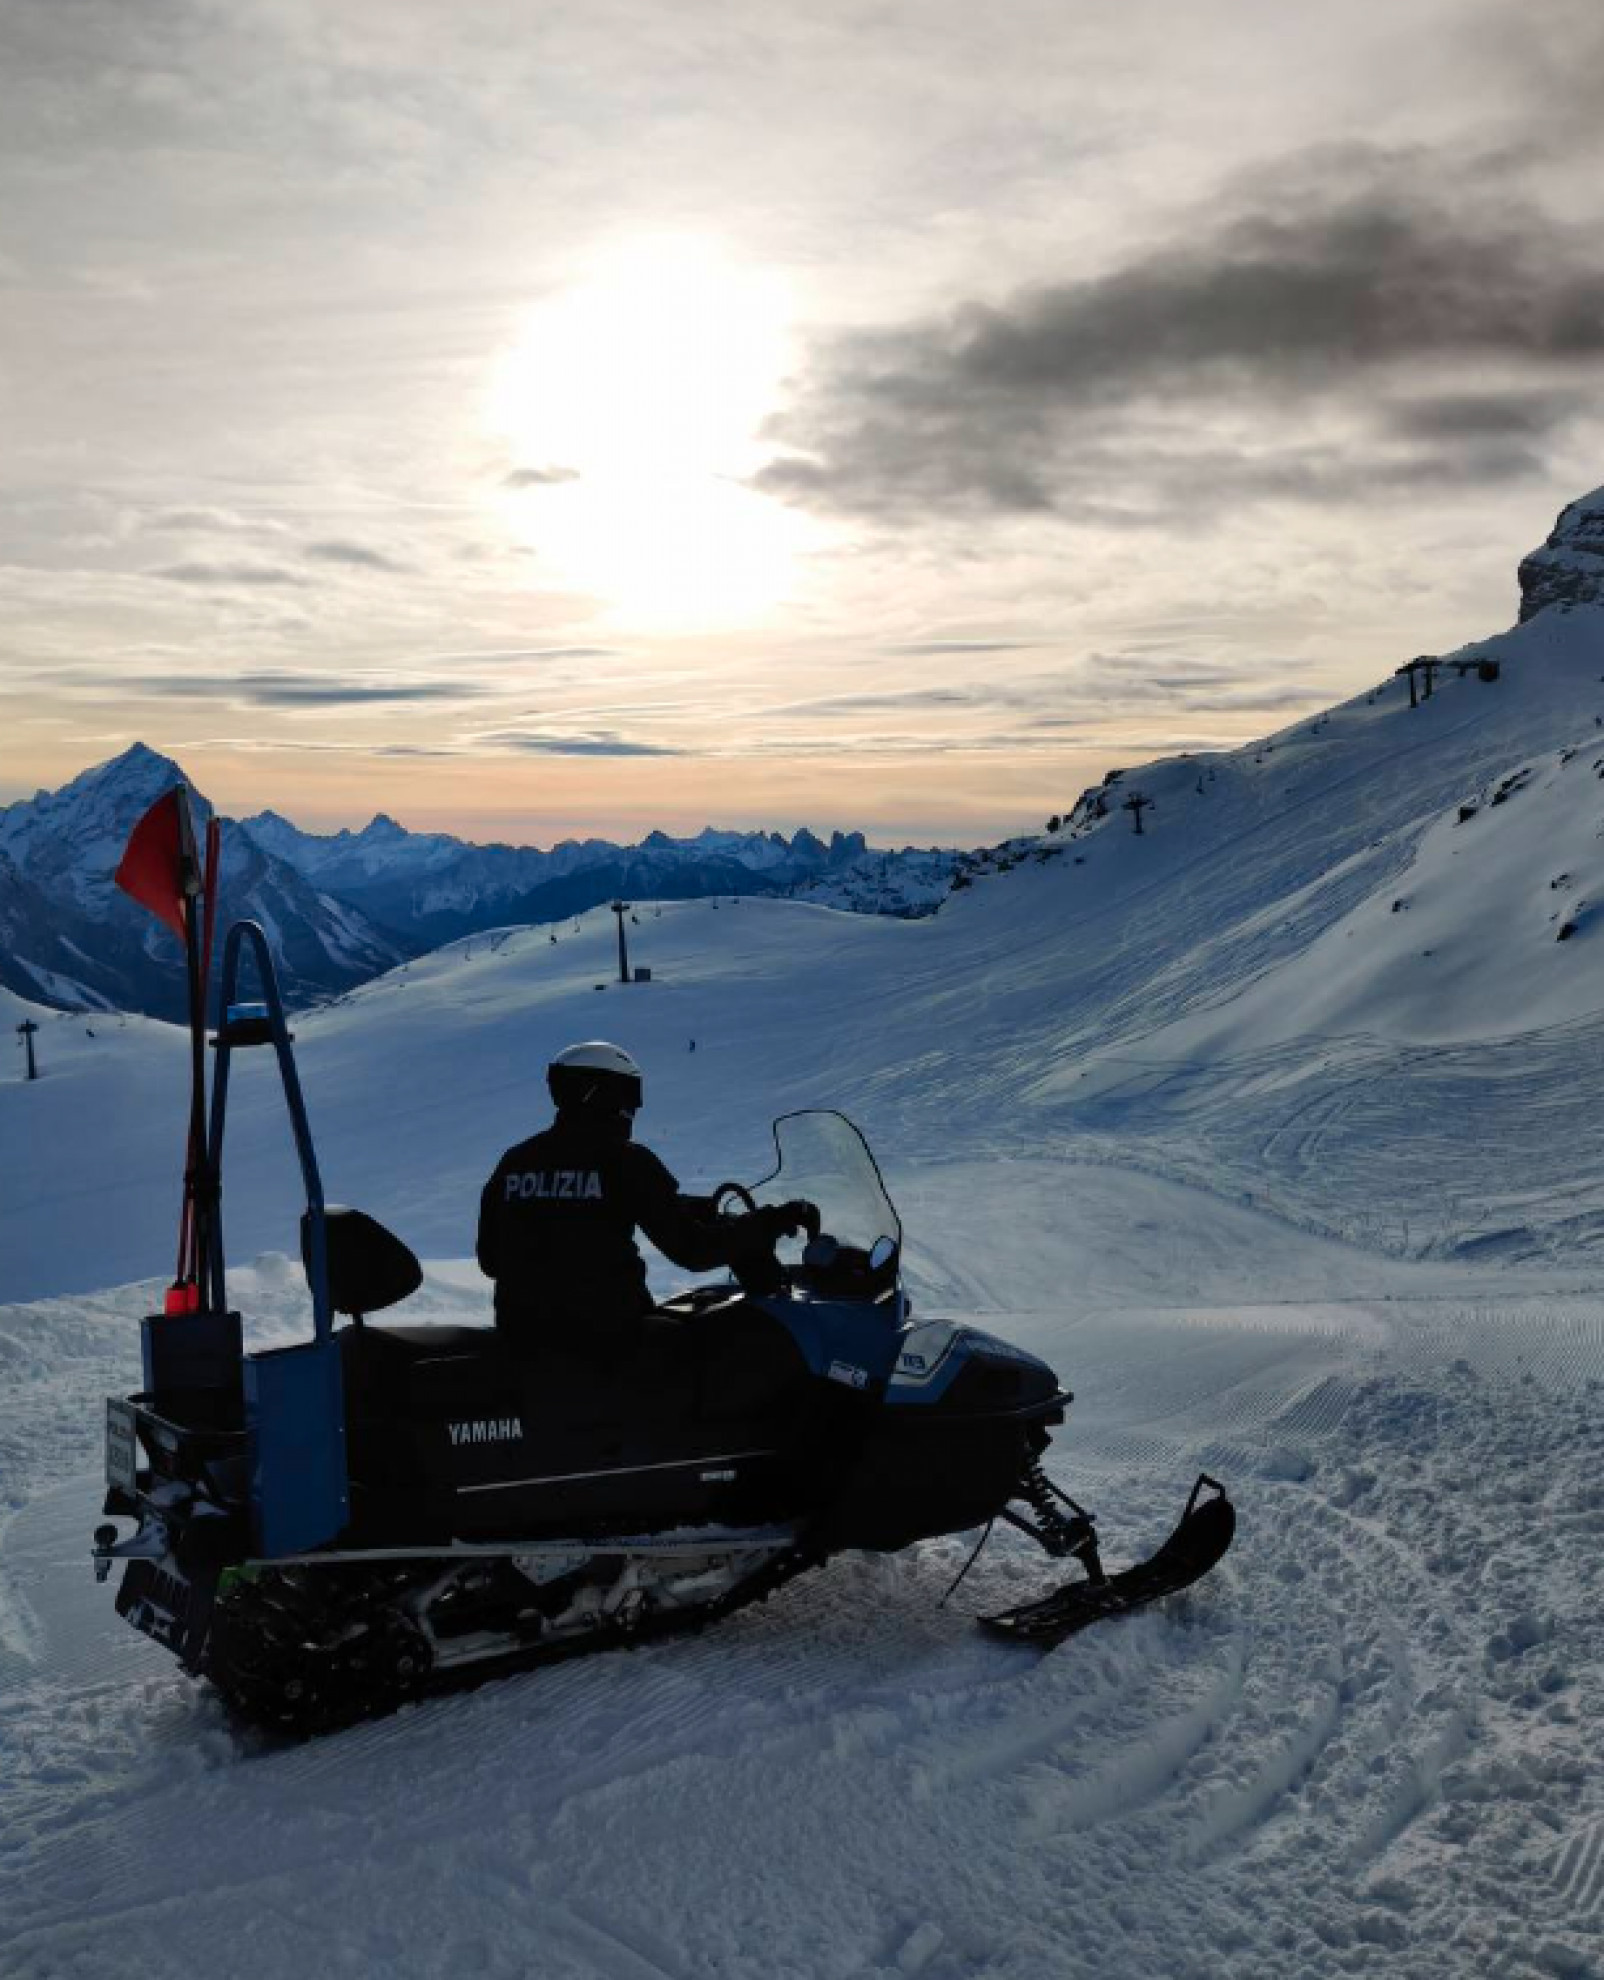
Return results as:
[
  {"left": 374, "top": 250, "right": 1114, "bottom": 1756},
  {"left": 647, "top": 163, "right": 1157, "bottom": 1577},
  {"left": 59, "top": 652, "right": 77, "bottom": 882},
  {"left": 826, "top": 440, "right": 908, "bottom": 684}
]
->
[{"left": 91, "top": 918, "right": 1235, "bottom": 1734}]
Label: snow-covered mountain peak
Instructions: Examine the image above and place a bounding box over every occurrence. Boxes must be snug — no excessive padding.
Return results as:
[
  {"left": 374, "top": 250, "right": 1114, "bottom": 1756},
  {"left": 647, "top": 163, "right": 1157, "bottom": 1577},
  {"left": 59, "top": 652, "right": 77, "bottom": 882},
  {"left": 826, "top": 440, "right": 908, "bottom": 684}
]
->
[
  {"left": 0, "top": 741, "right": 198, "bottom": 902},
  {"left": 25, "top": 739, "right": 188, "bottom": 817},
  {"left": 96, "top": 739, "right": 181, "bottom": 783},
  {"left": 1517, "top": 482, "right": 1604, "bottom": 622},
  {"left": 0, "top": 753, "right": 413, "bottom": 1018}
]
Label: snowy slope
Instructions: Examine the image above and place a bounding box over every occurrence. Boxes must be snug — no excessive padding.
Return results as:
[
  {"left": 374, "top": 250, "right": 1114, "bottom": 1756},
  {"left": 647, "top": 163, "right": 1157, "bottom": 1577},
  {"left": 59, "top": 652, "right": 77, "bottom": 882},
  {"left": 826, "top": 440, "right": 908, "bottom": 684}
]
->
[
  {"left": 15, "top": 598, "right": 1604, "bottom": 1304},
  {"left": 5, "top": 526, "right": 1604, "bottom": 1975},
  {"left": 2, "top": 1176, "right": 1601, "bottom": 1980}
]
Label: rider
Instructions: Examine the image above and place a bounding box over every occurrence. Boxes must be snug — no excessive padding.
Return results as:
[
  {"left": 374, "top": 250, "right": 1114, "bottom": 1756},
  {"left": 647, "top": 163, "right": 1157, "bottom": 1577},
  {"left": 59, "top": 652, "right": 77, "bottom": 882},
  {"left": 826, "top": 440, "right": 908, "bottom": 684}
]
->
[{"left": 476, "top": 1041, "right": 808, "bottom": 1371}]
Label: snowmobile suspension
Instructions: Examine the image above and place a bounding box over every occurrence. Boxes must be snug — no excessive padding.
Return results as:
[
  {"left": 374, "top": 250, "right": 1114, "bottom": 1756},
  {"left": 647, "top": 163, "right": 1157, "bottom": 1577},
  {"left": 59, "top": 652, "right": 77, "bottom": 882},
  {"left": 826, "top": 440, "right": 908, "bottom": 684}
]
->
[{"left": 1000, "top": 1459, "right": 1106, "bottom": 1585}]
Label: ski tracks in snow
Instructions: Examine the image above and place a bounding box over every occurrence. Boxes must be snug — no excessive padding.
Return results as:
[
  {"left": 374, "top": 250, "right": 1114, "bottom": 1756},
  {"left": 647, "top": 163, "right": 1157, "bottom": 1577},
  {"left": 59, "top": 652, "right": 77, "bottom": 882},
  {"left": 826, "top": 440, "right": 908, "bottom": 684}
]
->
[{"left": 5, "top": 1250, "right": 1604, "bottom": 1978}]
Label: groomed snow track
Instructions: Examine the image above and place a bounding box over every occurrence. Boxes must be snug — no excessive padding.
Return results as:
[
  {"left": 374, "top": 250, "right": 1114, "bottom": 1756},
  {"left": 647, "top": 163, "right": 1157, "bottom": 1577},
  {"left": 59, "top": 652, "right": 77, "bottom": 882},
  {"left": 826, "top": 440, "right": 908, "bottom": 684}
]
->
[{"left": 3, "top": 1181, "right": 1601, "bottom": 1980}]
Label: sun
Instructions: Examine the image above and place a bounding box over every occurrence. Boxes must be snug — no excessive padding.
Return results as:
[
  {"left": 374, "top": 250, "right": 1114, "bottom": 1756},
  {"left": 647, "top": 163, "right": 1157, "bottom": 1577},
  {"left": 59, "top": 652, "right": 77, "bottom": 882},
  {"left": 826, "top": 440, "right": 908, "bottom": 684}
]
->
[{"left": 488, "top": 237, "right": 816, "bottom": 630}]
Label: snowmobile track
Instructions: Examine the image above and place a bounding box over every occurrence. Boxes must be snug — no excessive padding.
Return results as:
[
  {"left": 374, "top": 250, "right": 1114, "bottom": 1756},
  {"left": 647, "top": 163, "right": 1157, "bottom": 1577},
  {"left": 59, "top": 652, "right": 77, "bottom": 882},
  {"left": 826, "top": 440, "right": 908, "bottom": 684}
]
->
[{"left": 1549, "top": 1820, "right": 1604, "bottom": 1920}]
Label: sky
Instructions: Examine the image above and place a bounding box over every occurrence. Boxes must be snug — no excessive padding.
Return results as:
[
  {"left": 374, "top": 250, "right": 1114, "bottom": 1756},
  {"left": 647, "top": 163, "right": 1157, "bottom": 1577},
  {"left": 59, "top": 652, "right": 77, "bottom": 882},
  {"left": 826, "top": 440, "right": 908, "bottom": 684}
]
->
[{"left": 3, "top": 0, "right": 1603, "bottom": 847}]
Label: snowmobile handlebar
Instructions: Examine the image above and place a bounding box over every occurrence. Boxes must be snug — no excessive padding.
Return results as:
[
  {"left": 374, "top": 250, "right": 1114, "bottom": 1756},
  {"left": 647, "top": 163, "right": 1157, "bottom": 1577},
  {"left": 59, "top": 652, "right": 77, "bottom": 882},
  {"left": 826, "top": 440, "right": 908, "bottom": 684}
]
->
[
  {"left": 711, "top": 1183, "right": 821, "bottom": 1245},
  {"left": 706, "top": 1186, "right": 823, "bottom": 1297}
]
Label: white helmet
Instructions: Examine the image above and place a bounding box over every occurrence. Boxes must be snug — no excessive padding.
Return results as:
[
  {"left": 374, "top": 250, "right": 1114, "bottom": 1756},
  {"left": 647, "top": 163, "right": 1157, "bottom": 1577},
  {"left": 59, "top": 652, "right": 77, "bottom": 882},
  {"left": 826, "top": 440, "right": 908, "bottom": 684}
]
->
[{"left": 547, "top": 1040, "right": 643, "bottom": 1116}]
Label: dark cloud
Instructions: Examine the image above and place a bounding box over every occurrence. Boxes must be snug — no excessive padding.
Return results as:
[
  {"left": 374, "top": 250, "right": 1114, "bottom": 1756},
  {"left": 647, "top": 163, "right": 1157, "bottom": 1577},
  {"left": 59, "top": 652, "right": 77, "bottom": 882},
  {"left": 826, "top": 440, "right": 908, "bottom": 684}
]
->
[
  {"left": 477, "top": 730, "right": 682, "bottom": 757},
  {"left": 758, "top": 152, "right": 1604, "bottom": 523},
  {"left": 239, "top": 676, "right": 481, "bottom": 707},
  {"left": 420, "top": 646, "right": 620, "bottom": 663},
  {"left": 154, "top": 561, "right": 305, "bottom": 586},
  {"left": 1072, "top": 652, "right": 1329, "bottom": 713},
  {"left": 92, "top": 669, "right": 489, "bottom": 708},
  {"left": 1386, "top": 389, "right": 1575, "bottom": 442},
  {"left": 503, "top": 466, "right": 581, "bottom": 488},
  {"left": 882, "top": 640, "right": 1041, "bottom": 656},
  {"left": 777, "top": 686, "right": 985, "bottom": 717},
  {"left": 768, "top": 656, "right": 1322, "bottom": 727},
  {"left": 302, "top": 540, "right": 409, "bottom": 572}
]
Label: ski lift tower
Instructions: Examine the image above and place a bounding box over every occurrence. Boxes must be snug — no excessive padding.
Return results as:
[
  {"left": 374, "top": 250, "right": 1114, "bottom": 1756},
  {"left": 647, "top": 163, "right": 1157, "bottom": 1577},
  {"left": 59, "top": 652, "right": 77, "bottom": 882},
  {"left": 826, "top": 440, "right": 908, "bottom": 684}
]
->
[
  {"left": 610, "top": 900, "right": 632, "bottom": 984},
  {"left": 1395, "top": 654, "right": 1442, "bottom": 708},
  {"left": 1122, "top": 791, "right": 1154, "bottom": 835},
  {"left": 16, "top": 1018, "right": 39, "bottom": 1080}
]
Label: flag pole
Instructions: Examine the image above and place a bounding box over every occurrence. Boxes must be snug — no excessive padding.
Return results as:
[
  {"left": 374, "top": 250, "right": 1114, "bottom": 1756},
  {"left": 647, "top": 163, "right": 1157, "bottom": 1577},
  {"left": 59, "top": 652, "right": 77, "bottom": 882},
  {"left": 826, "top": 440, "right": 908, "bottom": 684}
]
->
[
  {"left": 115, "top": 783, "right": 219, "bottom": 1313},
  {"left": 197, "top": 816, "right": 222, "bottom": 1308},
  {"left": 177, "top": 790, "right": 207, "bottom": 1308}
]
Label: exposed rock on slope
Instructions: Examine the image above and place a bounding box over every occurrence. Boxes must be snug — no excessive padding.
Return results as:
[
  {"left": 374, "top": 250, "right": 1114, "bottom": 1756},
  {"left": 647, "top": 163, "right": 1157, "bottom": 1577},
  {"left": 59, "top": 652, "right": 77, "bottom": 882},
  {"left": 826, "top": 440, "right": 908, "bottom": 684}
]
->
[{"left": 1518, "top": 483, "right": 1604, "bottom": 621}]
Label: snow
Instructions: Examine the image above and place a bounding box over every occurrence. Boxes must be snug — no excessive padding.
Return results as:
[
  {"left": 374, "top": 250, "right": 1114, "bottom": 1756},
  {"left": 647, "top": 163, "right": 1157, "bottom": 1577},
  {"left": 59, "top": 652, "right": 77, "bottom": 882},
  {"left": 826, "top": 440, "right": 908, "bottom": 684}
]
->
[
  {"left": 3, "top": 591, "right": 1604, "bottom": 1976},
  {"left": 6, "top": 959, "right": 118, "bottom": 1011}
]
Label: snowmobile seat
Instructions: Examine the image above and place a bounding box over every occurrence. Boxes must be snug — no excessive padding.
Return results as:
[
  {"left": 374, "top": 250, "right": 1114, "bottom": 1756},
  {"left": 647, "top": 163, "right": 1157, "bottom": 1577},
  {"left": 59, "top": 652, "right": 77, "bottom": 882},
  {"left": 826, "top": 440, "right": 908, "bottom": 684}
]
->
[
  {"left": 301, "top": 1205, "right": 424, "bottom": 1322},
  {"left": 341, "top": 1317, "right": 700, "bottom": 1432},
  {"left": 353, "top": 1322, "right": 497, "bottom": 1361},
  {"left": 339, "top": 1321, "right": 507, "bottom": 1437}
]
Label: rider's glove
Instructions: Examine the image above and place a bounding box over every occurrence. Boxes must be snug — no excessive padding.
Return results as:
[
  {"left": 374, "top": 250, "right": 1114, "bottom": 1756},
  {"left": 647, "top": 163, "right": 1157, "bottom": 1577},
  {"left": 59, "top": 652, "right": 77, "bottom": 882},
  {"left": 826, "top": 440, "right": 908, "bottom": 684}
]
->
[
  {"left": 772, "top": 1198, "right": 819, "bottom": 1239},
  {"left": 744, "top": 1199, "right": 818, "bottom": 1245}
]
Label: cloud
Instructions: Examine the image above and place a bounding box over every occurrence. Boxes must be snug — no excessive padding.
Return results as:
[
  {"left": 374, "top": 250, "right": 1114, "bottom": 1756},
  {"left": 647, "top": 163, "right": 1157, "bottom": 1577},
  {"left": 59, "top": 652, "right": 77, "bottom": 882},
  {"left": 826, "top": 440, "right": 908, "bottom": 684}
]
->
[
  {"left": 1385, "top": 389, "right": 1576, "bottom": 441},
  {"left": 302, "top": 540, "right": 409, "bottom": 572},
  {"left": 145, "top": 507, "right": 292, "bottom": 537},
  {"left": 179, "top": 737, "right": 466, "bottom": 758},
  {"left": 476, "top": 730, "right": 683, "bottom": 757},
  {"left": 766, "top": 656, "right": 1323, "bottom": 727},
  {"left": 882, "top": 640, "right": 1041, "bottom": 656},
  {"left": 154, "top": 561, "right": 305, "bottom": 586},
  {"left": 774, "top": 686, "right": 986, "bottom": 717},
  {"left": 237, "top": 675, "right": 483, "bottom": 707},
  {"left": 65, "top": 667, "right": 491, "bottom": 708},
  {"left": 1070, "top": 651, "right": 1331, "bottom": 713},
  {"left": 414, "top": 646, "right": 621, "bottom": 664},
  {"left": 757, "top": 149, "right": 1604, "bottom": 522},
  {"left": 503, "top": 466, "right": 581, "bottom": 488}
]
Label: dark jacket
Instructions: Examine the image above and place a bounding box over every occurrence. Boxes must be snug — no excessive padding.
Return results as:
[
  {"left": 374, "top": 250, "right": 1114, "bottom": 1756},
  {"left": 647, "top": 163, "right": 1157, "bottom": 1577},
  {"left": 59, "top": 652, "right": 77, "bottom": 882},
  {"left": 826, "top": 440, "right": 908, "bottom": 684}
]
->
[{"left": 476, "top": 1109, "right": 733, "bottom": 1356}]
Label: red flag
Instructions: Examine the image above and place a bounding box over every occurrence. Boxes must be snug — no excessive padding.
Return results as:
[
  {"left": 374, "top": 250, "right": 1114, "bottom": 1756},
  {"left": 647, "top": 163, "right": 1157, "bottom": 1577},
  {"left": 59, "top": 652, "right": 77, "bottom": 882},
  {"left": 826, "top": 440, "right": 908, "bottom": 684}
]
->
[{"left": 115, "top": 787, "right": 197, "bottom": 943}]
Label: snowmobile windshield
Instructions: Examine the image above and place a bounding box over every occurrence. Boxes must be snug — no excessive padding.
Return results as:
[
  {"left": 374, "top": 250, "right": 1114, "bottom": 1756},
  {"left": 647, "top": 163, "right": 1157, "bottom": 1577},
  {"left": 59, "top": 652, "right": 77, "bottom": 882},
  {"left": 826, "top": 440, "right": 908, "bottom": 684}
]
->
[{"left": 752, "top": 1111, "right": 901, "bottom": 1266}]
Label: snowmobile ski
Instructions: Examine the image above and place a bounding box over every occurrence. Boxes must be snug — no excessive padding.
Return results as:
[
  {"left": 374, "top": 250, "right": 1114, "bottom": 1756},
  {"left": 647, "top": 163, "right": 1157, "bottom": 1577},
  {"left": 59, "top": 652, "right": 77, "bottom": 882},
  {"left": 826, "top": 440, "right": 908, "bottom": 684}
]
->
[{"left": 979, "top": 1474, "right": 1235, "bottom": 1647}]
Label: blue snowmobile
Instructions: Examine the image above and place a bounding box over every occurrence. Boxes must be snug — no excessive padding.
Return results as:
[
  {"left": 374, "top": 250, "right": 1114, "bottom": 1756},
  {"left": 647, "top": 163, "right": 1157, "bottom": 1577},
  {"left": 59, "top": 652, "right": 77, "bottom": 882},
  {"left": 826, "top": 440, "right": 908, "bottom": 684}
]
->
[{"left": 92, "top": 809, "right": 1233, "bottom": 1731}]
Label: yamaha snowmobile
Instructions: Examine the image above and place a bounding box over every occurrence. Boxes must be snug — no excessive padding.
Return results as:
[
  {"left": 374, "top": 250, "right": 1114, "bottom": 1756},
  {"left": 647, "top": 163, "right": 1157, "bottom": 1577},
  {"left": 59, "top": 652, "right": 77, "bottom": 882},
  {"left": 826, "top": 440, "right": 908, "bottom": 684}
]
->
[{"left": 92, "top": 911, "right": 1234, "bottom": 1734}]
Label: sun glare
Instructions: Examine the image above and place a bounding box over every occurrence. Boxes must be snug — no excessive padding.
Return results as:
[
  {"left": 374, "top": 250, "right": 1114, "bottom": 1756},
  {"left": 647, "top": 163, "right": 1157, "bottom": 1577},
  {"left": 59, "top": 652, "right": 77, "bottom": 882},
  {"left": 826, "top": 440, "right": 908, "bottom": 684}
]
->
[{"left": 489, "top": 238, "right": 814, "bottom": 629}]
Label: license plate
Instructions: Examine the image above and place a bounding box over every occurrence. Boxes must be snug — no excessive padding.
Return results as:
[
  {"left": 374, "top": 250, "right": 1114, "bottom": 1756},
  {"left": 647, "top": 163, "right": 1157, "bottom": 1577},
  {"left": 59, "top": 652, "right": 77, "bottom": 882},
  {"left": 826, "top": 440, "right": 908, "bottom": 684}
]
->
[{"left": 106, "top": 1399, "right": 138, "bottom": 1493}]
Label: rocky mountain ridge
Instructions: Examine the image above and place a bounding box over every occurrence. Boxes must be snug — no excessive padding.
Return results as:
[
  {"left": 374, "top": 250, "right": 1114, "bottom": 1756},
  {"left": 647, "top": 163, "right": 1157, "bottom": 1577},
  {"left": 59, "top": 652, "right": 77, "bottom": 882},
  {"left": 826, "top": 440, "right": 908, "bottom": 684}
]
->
[
  {"left": 1517, "top": 481, "right": 1604, "bottom": 621},
  {"left": 0, "top": 751, "right": 949, "bottom": 1017},
  {"left": 0, "top": 746, "right": 410, "bottom": 1020},
  {"left": 241, "top": 806, "right": 887, "bottom": 947}
]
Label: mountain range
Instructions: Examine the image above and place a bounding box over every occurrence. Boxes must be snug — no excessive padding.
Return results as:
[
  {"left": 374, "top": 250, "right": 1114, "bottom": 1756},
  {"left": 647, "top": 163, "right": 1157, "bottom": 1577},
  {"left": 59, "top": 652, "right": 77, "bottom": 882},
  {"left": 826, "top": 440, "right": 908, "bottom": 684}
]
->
[
  {"left": 240, "top": 807, "right": 889, "bottom": 947},
  {"left": 0, "top": 756, "right": 955, "bottom": 1019},
  {"left": 5, "top": 482, "right": 1599, "bottom": 1026}
]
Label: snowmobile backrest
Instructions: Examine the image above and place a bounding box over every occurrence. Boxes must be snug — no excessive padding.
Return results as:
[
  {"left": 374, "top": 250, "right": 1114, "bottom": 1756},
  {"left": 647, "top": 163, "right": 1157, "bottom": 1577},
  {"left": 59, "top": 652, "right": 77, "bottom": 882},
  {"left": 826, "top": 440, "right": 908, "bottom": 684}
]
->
[{"left": 301, "top": 1206, "right": 424, "bottom": 1320}]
